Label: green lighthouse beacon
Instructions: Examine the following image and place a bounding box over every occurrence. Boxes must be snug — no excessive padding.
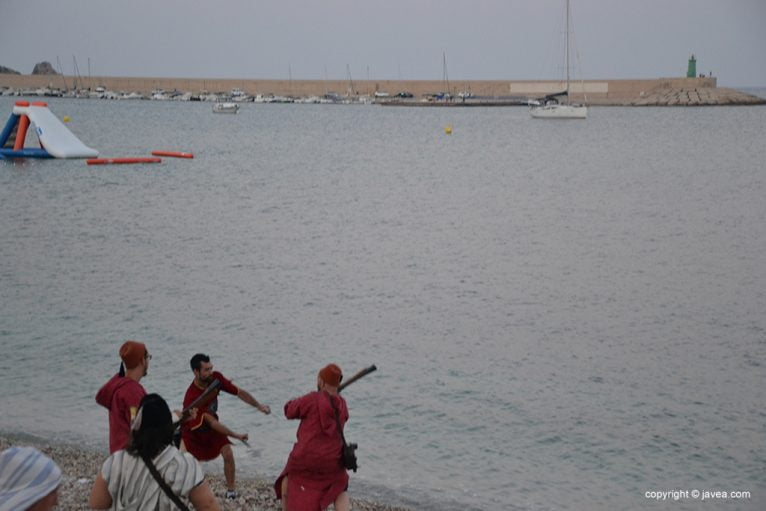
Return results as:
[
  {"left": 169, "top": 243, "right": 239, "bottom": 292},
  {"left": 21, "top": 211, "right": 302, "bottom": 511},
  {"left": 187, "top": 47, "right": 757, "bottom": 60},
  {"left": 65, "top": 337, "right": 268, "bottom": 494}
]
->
[{"left": 687, "top": 54, "right": 697, "bottom": 78}]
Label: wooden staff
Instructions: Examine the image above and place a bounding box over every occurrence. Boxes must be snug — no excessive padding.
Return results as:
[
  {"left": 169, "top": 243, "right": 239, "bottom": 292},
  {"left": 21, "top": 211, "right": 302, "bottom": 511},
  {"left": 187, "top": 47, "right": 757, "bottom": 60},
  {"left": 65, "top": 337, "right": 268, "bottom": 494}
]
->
[
  {"left": 338, "top": 365, "right": 377, "bottom": 392},
  {"left": 176, "top": 379, "right": 221, "bottom": 424}
]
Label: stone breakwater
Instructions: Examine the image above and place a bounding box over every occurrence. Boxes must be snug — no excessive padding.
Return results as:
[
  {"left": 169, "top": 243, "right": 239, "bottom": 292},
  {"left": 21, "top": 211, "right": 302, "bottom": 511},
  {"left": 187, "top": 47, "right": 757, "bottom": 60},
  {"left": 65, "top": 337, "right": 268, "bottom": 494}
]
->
[
  {"left": 0, "top": 436, "right": 412, "bottom": 511},
  {"left": 628, "top": 86, "right": 764, "bottom": 106},
  {"left": 1, "top": 73, "right": 763, "bottom": 106}
]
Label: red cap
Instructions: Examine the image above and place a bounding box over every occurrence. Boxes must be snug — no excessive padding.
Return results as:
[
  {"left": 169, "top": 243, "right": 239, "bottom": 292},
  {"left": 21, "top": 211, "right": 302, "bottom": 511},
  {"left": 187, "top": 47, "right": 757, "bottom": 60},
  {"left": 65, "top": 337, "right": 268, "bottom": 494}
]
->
[
  {"left": 318, "top": 363, "right": 343, "bottom": 387},
  {"left": 119, "top": 340, "right": 146, "bottom": 369}
]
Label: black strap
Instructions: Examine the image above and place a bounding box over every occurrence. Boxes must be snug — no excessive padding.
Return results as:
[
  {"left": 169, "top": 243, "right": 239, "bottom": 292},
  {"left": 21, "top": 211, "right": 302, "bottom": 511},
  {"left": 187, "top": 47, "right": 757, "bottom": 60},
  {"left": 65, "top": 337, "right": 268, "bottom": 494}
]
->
[
  {"left": 327, "top": 393, "right": 347, "bottom": 445},
  {"left": 141, "top": 452, "right": 191, "bottom": 511}
]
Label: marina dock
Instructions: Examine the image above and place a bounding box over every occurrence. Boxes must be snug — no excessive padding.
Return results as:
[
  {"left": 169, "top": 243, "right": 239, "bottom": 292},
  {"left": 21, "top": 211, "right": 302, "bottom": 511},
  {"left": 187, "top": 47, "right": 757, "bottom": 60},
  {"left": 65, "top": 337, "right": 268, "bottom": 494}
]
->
[{"left": 1, "top": 74, "right": 763, "bottom": 106}]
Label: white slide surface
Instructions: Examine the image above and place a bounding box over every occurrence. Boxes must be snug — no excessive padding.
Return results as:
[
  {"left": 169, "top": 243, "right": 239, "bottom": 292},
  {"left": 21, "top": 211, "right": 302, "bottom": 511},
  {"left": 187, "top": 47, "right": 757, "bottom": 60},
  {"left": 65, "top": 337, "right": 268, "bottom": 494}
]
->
[{"left": 13, "top": 104, "right": 99, "bottom": 158}]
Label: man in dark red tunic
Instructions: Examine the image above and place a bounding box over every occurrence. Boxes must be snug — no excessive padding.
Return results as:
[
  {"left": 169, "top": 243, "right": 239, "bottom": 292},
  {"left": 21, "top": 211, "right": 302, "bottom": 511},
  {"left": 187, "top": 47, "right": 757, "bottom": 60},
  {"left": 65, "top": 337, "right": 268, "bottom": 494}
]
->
[
  {"left": 95, "top": 340, "right": 149, "bottom": 453},
  {"left": 275, "top": 363, "right": 350, "bottom": 511},
  {"left": 181, "top": 353, "right": 271, "bottom": 499}
]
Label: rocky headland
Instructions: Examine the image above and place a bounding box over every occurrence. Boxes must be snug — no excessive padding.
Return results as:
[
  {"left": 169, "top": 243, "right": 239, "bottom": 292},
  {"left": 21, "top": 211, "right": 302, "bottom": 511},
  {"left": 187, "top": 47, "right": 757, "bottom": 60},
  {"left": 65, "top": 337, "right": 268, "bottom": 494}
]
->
[
  {"left": 0, "top": 65, "right": 20, "bottom": 75},
  {"left": 31, "top": 61, "right": 59, "bottom": 75}
]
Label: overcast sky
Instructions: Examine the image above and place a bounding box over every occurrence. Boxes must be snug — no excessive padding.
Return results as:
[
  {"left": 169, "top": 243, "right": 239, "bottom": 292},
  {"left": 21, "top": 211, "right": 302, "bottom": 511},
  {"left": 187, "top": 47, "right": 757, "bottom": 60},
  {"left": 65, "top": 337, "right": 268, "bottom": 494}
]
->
[{"left": 1, "top": 0, "right": 765, "bottom": 87}]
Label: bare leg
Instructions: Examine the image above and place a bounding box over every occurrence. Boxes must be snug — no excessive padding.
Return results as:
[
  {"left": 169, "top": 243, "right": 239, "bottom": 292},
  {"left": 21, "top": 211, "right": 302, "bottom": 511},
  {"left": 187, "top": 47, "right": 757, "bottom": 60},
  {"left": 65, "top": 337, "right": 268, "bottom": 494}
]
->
[
  {"left": 221, "top": 444, "right": 236, "bottom": 491},
  {"left": 334, "top": 491, "right": 350, "bottom": 511},
  {"left": 280, "top": 476, "right": 288, "bottom": 511}
]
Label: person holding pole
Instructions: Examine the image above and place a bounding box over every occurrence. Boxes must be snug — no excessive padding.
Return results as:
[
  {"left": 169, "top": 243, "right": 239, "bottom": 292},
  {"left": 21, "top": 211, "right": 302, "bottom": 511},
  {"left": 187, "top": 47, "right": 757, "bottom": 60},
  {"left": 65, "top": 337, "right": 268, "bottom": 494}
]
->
[
  {"left": 275, "top": 363, "right": 351, "bottom": 511},
  {"left": 180, "top": 353, "right": 271, "bottom": 500}
]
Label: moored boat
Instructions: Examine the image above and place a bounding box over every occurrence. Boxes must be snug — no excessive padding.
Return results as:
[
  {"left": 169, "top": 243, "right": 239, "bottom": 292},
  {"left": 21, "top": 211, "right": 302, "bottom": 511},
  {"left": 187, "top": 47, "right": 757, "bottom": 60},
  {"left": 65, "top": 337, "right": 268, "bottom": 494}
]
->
[
  {"left": 530, "top": 0, "right": 587, "bottom": 119},
  {"left": 212, "top": 102, "right": 239, "bottom": 114}
]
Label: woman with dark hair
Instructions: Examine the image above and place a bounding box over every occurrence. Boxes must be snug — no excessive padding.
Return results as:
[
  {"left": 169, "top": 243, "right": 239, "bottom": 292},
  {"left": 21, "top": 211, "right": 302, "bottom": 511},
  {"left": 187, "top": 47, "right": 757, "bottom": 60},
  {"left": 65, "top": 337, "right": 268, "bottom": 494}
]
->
[{"left": 90, "top": 393, "right": 220, "bottom": 511}]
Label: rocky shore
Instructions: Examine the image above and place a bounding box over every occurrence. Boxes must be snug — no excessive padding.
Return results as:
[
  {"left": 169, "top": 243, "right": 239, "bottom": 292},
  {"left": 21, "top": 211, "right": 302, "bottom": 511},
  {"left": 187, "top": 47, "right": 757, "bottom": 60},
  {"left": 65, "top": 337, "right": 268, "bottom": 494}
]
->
[{"left": 0, "top": 436, "right": 412, "bottom": 511}]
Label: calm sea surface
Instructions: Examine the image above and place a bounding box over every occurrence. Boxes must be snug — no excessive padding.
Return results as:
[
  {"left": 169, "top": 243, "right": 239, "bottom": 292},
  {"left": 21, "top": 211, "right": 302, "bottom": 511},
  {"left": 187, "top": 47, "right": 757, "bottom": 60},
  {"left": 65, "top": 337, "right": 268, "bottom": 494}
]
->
[{"left": 1, "top": 94, "right": 764, "bottom": 510}]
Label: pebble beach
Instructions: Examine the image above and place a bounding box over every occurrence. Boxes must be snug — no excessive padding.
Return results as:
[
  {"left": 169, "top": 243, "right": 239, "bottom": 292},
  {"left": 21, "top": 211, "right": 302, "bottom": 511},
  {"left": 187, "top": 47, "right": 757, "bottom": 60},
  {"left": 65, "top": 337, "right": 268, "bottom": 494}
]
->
[{"left": 0, "top": 436, "right": 412, "bottom": 511}]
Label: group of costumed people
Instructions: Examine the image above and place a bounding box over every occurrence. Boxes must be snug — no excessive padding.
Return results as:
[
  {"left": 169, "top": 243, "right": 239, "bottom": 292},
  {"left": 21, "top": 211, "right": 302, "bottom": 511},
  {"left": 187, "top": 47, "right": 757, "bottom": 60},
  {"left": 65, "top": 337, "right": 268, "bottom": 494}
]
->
[{"left": 0, "top": 340, "right": 353, "bottom": 511}]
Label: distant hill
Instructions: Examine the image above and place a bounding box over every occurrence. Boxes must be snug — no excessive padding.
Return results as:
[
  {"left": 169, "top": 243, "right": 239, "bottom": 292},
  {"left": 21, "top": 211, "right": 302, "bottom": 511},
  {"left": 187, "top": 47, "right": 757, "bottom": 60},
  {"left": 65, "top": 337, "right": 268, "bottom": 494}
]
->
[
  {"left": 32, "top": 61, "right": 58, "bottom": 75},
  {"left": 0, "top": 65, "right": 21, "bottom": 75}
]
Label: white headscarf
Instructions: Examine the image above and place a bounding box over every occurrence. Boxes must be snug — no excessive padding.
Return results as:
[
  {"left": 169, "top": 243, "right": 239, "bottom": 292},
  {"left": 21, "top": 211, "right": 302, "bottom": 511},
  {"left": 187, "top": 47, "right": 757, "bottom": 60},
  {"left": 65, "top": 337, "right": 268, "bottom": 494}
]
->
[{"left": 0, "top": 446, "right": 62, "bottom": 511}]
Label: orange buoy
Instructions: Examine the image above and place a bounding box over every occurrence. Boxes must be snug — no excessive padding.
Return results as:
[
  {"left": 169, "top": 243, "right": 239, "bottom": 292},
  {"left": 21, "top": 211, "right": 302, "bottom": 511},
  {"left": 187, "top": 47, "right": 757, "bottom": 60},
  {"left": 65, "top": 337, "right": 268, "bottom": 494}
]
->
[
  {"left": 87, "top": 157, "right": 162, "bottom": 165},
  {"left": 151, "top": 150, "right": 193, "bottom": 158}
]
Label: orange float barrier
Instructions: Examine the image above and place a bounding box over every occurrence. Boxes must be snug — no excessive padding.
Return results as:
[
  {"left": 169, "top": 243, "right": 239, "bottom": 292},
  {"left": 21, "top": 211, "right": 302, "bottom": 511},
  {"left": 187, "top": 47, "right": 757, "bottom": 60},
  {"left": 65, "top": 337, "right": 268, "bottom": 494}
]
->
[
  {"left": 87, "top": 157, "right": 162, "bottom": 165},
  {"left": 151, "top": 150, "right": 193, "bottom": 158}
]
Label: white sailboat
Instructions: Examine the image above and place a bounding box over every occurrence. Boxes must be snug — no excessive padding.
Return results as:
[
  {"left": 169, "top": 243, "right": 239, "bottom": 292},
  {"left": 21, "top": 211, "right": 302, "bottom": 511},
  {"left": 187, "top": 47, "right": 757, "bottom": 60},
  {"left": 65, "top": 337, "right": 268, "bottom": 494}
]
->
[{"left": 530, "top": 0, "right": 587, "bottom": 119}]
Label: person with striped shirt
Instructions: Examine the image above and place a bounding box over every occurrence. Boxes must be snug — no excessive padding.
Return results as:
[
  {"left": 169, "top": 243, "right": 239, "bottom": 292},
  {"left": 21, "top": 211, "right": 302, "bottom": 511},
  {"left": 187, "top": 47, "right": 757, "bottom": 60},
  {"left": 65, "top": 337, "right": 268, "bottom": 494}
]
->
[{"left": 90, "top": 393, "right": 220, "bottom": 511}]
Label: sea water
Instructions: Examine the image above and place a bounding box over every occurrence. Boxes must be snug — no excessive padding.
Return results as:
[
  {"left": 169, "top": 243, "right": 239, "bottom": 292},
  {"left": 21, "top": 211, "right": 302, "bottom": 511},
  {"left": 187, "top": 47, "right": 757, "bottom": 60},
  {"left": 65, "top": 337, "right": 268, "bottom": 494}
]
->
[{"left": 1, "top": 95, "right": 764, "bottom": 510}]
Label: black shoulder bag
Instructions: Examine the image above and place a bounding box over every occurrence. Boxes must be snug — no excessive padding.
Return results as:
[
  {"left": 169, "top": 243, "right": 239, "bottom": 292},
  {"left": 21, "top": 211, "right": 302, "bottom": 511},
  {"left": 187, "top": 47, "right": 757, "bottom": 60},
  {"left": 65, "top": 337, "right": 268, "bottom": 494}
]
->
[
  {"left": 140, "top": 452, "right": 191, "bottom": 511},
  {"left": 328, "top": 394, "right": 358, "bottom": 472}
]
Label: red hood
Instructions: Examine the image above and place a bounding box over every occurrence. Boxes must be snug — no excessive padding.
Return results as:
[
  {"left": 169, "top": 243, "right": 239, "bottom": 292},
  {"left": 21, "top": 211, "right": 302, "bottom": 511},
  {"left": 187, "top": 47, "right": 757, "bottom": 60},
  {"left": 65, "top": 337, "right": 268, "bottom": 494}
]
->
[{"left": 96, "top": 373, "right": 139, "bottom": 410}]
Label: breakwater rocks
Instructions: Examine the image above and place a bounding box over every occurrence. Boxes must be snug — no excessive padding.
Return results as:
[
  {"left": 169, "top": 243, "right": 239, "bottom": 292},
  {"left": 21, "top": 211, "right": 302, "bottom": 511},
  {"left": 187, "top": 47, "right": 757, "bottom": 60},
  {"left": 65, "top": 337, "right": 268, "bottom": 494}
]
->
[{"left": 630, "top": 86, "right": 765, "bottom": 106}]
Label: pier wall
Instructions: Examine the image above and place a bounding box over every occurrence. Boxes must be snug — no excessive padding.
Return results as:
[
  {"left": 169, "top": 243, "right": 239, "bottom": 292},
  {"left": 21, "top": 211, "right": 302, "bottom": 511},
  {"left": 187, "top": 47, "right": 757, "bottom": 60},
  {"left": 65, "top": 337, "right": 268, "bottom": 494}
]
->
[{"left": 1, "top": 74, "right": 717, "bottom": 102}]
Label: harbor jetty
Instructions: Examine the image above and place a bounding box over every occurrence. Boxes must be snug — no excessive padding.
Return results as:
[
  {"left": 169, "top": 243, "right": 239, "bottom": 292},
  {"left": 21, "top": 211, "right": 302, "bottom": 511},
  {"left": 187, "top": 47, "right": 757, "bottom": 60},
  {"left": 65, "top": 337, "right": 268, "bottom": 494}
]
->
[{"left": 1, "top": 73, "right": 763, "bottom": 106}]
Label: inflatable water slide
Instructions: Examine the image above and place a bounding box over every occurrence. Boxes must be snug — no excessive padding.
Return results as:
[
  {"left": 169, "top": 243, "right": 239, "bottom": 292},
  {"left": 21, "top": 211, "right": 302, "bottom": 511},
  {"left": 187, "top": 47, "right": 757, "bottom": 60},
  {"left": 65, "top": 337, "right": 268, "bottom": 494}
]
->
[{"left": 0, "top": 101, "right": 98, "bottom": 160}]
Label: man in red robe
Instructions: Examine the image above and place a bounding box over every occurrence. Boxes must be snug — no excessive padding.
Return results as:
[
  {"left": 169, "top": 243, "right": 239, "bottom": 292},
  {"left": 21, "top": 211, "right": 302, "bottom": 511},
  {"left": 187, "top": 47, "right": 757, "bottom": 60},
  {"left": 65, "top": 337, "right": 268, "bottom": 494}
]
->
[
  {"left": 275, "top": 363, "right": 350, "bottom": 511},
  {"left": 181, "top": 353, "right": 271, "bottom": 499},
  {"left": 95, "top": 340, "right": 150, "bottom": 453}
]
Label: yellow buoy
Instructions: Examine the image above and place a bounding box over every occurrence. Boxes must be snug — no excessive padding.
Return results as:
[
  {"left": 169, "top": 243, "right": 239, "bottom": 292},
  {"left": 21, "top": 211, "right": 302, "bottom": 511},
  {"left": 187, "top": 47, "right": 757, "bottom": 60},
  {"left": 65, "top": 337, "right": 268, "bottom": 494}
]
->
[
  {"left": 444, "top": 124, "right": 453, "bottom": 135},
  {"left": 63, "top": 116, "right": 70, "bottom": 123}
]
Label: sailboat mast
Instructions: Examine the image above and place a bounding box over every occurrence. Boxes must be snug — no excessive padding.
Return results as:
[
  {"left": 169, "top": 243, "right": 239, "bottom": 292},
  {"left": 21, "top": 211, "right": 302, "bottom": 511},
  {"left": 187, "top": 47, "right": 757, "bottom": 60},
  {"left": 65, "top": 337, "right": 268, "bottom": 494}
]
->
[
  {"left": 346, "top": 64, "right": 355, "bottom": 96},
  {"left": 566, "top": 0, "right": 570, "bottom": 103},
  {"left": 56, "top": 56, "right": 68, "bottom": 92},
  {"left": 443, "top": 52, "right": 450, "bottom": 98}
]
